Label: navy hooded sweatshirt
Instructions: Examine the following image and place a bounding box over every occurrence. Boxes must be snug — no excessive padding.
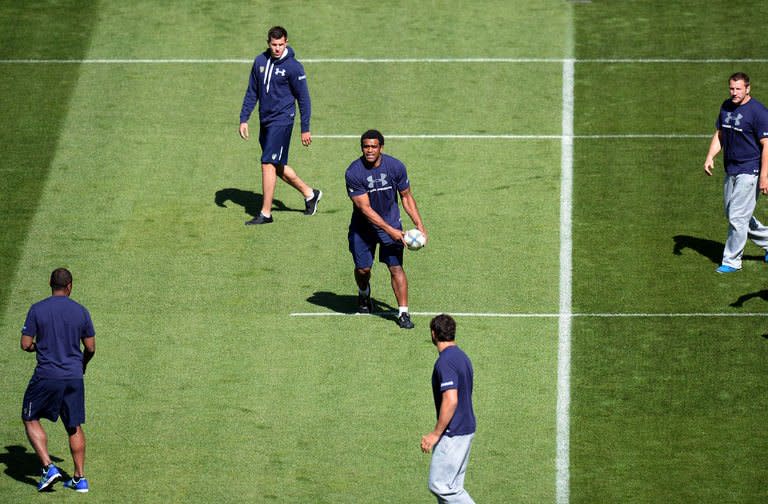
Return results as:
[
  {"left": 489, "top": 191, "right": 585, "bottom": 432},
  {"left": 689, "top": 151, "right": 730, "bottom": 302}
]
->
[{"left": 239, "top": 46, "right": 311, "bottom": 132}]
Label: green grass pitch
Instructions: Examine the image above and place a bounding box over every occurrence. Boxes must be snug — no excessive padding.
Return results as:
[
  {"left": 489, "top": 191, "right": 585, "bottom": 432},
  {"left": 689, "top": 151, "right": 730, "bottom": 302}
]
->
[{"left": 1, "top": 1, "right": 767, "bottom": 503}]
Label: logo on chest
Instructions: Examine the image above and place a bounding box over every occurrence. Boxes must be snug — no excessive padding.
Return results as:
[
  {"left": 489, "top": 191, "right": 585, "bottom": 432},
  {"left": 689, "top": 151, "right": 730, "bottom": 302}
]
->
[
  {"left": 367, "top": 173, "right": 389, "bottom": 189},
  {"left": 724, "top": 112, "right": 743, "bottom": 126}
]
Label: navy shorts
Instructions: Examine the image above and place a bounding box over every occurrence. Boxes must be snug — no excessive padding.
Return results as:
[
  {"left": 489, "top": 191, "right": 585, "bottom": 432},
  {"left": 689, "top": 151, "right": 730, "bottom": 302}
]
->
[
  {"left": 348, "top": 227, "right": 404, "bottom": 269},
  {"left": 22, "top": 376, "right": 85, "bottom": 428},
  {"left": 259, "top": 124, "right": 293, "bottom": 165}
]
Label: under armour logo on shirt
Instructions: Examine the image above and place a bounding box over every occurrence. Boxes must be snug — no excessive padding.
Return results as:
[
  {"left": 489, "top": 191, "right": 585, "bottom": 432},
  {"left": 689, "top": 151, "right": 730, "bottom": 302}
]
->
[
  {"left": 725, "top": 112, "right": 743, "bottom": 126},
  {"left": 367, "top": 173, "right": 388, "bottom": 188},
  {"left": 275, "top": 68, "right": 286, "bottom": 76}
]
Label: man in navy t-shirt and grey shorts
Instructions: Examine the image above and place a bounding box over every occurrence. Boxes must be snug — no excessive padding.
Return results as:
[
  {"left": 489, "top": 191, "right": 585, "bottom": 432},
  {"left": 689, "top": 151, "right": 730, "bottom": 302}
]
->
[
  {"left": 704, "top": 72, "right": 768, "bottom": 273},
  {"left": 21, "top": 268, "right": 95, "bottom": 492},
  {"left": 421, "top": 314, "right": 476, "bottom": 503}
]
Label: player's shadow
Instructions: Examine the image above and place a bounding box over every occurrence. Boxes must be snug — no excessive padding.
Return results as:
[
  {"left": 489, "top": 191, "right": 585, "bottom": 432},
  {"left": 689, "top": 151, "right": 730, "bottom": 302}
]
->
[
  {"left": 306, "top": 291, "right": 398, "bottom": 321},
  {"left": 672, "top": 235, "right": 722, "bottom": 264},
  {"left": 730, "top": 289, "right": 768, "bottom": 308},
  {"left": 0, "top": 445, "right": 65, "bottom": 488},
  {"left": 214, "top": 188, "right": 300, "bottom": 217},
  {"left": 673, "top": 234, "right": 764, "bottom": 263}
]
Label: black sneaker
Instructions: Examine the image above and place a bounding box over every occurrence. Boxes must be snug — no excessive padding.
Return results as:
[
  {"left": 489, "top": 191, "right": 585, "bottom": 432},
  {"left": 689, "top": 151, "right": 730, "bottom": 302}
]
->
[
  {"left": 245, "top": 213, "right": 273, "bottom": 225},
  {"left": 397, "top": 312, "right": 414, "bottom": 329},
  {"left": 304, "top": 189, "right": 322, "bottom": 216},
  {"left": 357, "top": 292, "right": 373, "bottom": 314}
]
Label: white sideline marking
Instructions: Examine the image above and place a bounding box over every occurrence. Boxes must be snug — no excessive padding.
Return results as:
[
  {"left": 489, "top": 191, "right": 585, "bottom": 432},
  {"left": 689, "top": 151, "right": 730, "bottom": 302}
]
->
[
  {"left": 3, "top": 57, "right": 768, "bottom": 64},
  {"left": 289, "top": 311, "right": 768, "bottom": 318},
  {"left": 313, "top": 134, "right": 709, "bottom": 140},
  {"left": 557, "top": 57, "right": 574, "bottom": 504}
]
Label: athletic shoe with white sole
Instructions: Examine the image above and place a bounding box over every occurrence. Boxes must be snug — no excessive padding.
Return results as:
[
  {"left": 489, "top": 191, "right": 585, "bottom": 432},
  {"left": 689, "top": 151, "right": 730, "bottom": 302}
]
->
[
  {"left": 37, "top": 464, "right": 61, "bottom": 491},
  {"left": 304, "top": 189, "right": 322, "bottom": 216},
  {"left": 63, "top": 477, "right": 89, "bottom": 493}
]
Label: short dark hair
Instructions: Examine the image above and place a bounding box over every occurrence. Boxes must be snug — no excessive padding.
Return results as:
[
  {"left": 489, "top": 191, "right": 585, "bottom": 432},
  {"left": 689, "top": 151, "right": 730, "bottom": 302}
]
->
[
  {"left": 430, "top": 314, "right": 456, "bottom": 342},
  {"left": 730, "top": 72, "right": 750, "bottom": 86},
  {"left": 50, "top": 268, "right": 72, "bottom": 290},
  {"left": 361, "top": 129, "right": 384, "bottom": 147},
  {"left": 268, "top": 26, "right": 288, "bottom": 41}
]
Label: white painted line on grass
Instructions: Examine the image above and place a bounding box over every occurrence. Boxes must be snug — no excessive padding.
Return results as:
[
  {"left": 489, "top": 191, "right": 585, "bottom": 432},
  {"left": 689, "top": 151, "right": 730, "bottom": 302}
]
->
[
  {"left": 578, "top": 58, "right": 768, "bottom": 63},
  {"left": 290, "top": 311, "right": 559, "bottom": 317},
  {"left": 290, "top": 311, "right": 768, "bottom": 318},
  {"left": 581, "top": 312, "right": 768, "bottom": 318},
  {"left": 314, "top": 134, "right": 564, "bottom": 140},
  {"left": 557, "top": 57, "right": 574, "bottom": 504},
  {"left": 3, "top": 57, "right": 768, "bottom": 64},
  {"left": 313, "top": 134, "right": 709, "bottom": 140}
]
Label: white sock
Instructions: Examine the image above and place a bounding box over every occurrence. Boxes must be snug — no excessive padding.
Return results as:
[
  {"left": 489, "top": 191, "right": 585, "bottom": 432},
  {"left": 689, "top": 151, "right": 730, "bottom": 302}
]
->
[
  {"left": 261, "top": 211, "right": 271, "bottom": 218},
  {"left": 399, "top": 306, "right": 408, "bottom": 315}
]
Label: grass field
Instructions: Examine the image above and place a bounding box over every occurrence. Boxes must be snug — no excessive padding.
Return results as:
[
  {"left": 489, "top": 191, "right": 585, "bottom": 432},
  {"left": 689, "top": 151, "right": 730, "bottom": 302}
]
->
[{"left": 1, "top": 1, "right": 767, "bottom": 503}]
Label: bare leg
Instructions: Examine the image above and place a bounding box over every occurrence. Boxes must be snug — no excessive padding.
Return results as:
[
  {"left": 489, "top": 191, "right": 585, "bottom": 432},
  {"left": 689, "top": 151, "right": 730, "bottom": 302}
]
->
[
  {"left": 260, "top": 163, "right": 278, "bottom": 215},
  {"left": 388, "top": 265, "right": 408, "bottom": 307},
  {"left": 66, "top": 426, "right": 86, "bottom": 477},
  {"left": 24, "top": 420, "right": 52, "bottom": 467},
  {"left": 276, "top": 164, "right": 313, "bottom": 199},
  {"left": 354, "top": 268, "right": 372, "bottom": 291}
]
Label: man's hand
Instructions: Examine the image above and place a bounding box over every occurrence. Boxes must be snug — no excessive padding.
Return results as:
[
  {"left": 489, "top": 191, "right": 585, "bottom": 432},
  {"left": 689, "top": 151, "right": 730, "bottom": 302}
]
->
[
  {"left": 421, "top": 432, "right": 440, "bottom": 453},
  {"left": 760, "top": 176, "right": 768, "bottom": 195},
  {"left": 387, "top": 228, "right": 405, "bottom": 244},
  {"left": 239, "top": 122, "right": 249, "bottom": 140},
  {"left": 704, "top": 158, "right": 714, "bottom": 176},
  {"left": 301, "top": 131, "right": 312, "bottom": 146}
]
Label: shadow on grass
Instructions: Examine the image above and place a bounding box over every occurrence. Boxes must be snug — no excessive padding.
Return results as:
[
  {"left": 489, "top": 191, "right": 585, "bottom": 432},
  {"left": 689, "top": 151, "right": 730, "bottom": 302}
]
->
[
  {"left": 0, "top": 445, "right": 65, "bottom": 488},
  {"left": 306, "top": 291, "right": 397, "bottom": 321},
  {"left": 673, "top": 234, "right": 765, "bottom": 264},
  {"left": 214, "top": 188, "right": 301, "bottom": 218},
  {"left": 672, "top": 235, "right": 722, "bottom": 264},
  {"left": 730, "top": 289, "right": 768, "bottom": 308}
]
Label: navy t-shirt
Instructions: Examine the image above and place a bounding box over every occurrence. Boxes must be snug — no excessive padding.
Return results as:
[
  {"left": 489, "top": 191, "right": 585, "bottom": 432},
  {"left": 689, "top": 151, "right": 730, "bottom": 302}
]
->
[
  {"left": 22, "top": 296, "right": 95, "bottom": 379},
  {"left": 345, "top": 154, "right": 410, "bottom": 244},
  {"left": 716, "top": 97, "right": 768, "bottom": 175},
  {"left": 432, "top": 345, "right": 476, "bottom": 437}
]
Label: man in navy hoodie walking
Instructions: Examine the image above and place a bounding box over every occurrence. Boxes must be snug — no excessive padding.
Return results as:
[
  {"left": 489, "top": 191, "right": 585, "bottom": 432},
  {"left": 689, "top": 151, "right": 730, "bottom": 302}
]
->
[{"left": 239, "top": 26, "right": 321, "bottom": 225}]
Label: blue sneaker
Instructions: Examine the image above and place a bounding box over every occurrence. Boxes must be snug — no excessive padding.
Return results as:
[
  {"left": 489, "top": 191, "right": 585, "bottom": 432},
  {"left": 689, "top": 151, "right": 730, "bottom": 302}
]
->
[
  {"left": 764, "top": 251, "right": 768, "bottom": 263},
  {"left": 716, "top": 265, "right": 740, "bottom": 273},
  {"left": 37, "top": 464, "right": 61, "bottom": 491},
  {"left": 63, "top": 477, "right": 89, "bottom": 493}
]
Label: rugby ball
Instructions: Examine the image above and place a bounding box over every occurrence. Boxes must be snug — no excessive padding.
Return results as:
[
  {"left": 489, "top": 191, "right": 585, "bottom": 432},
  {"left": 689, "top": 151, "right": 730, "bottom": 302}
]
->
[{"left": 404, "top": 229, "right": 427, "bottom": 251}]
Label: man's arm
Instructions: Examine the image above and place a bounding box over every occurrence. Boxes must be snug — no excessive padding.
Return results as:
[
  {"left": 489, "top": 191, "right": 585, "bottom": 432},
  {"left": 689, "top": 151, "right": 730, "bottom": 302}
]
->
[
  {"left": 239, "top": 61, "right": 260, "bottom": 140},
  {"left": 82, "top": 336, "right": 95, "bottom": 374},
  {"left": 704, "top": 130, "right": 722, "bottom": 176},
  {"left": 290, "top": 63, "right": 311, "bottom": 144},
  {"left": 759, "top": 138, "right": 768, "bottom": 194},
  {"left": 421, "top": 389, "right": 458, "bottom": 453},
  {"left": 20, "top": 334, "right": 36, "bottom": 353},
  {"left": 351, "top": 193, "right": 405, "bottom": 243},
  {"left": 399, "top": 188, "right": 427, "bottom": 240}
]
